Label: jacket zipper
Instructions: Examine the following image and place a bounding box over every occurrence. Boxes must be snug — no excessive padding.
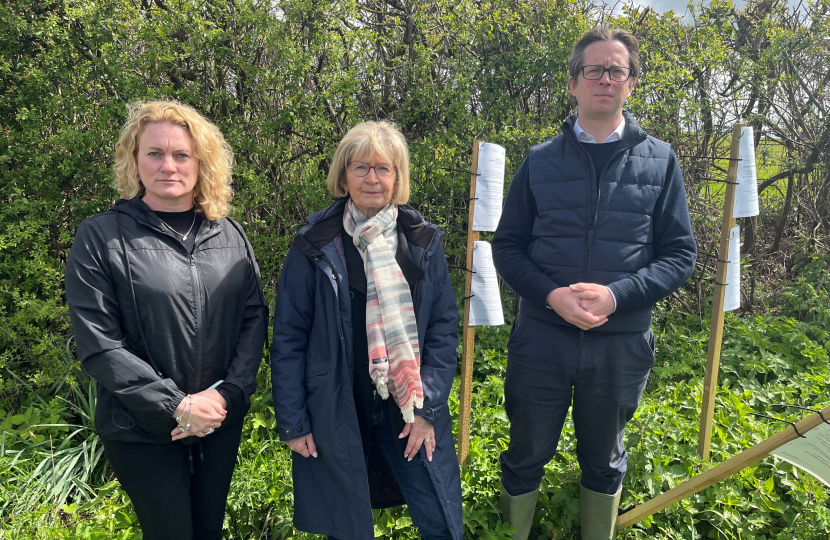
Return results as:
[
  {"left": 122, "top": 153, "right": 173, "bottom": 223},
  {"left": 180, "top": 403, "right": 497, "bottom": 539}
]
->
[
  {"left": 411, "top": 231, "right": 438, "bottom": 311},
  {"left": 136, "top": 216, "right": 204, "bottom": 391},
  {"left": 568, "top": 131, "right": 641, "bottom": 281},
  {"left": 184, "top": 225, "right": 220, "bottom": 391},
  {"left": 124, "top": 210, "right": 220, "bottom": 392},
  {"left": 189, "top": 253, "right": 204, "bottom": 392},
  {"left": 315, "top": 254, "right": 346, "bottom": 350},
  {"left": 179, "top": 224, "right": 217, "bottom": 393}
]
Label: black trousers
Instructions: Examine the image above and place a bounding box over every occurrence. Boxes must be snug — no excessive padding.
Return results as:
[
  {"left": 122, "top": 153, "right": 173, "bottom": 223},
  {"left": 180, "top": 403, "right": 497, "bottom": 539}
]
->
[
  {"left": 499, "top": 315, "right": 654, "bottom": 496},
  {"left": 103, "top": 420, "right": 244, "bottom": 540}
]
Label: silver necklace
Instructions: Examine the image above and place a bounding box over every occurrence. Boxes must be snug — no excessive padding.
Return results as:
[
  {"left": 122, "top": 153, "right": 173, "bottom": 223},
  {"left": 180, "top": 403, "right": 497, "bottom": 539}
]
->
[{"left": 160, "top": 212, "right": 198, "bottom": 241}]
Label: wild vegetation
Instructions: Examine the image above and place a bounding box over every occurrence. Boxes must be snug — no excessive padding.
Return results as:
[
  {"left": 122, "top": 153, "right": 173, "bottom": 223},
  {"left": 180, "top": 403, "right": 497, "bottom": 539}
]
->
[{"left": 1, "top": 0, "right": 829, "bottom": 538}]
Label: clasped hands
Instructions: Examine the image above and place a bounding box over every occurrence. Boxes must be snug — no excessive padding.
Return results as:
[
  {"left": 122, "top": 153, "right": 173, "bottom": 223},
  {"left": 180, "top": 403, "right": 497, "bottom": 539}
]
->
[
  {"left": 170, "top": 389, "right": 227, "bottom": 441},
  {"left": 546, "top": 283, "right": 615, "bottom": 331},
  {"left": 287, "top": 415, "right": 436, "bottom": 462}
]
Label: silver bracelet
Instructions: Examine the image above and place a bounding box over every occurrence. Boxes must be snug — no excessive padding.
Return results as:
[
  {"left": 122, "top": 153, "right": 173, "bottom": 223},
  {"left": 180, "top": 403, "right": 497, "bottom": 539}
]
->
[{"left": 177, "top": 395, "right": 194, "bottom": 433}]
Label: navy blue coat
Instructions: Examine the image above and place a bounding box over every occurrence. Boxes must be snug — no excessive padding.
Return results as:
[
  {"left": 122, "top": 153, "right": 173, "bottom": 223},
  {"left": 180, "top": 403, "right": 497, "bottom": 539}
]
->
[
  {"left": 492, "top": 112, "right": 697, "bottom": 333},
  {"left": 271, "top": 198, "right": 463, "bottom": 540}
]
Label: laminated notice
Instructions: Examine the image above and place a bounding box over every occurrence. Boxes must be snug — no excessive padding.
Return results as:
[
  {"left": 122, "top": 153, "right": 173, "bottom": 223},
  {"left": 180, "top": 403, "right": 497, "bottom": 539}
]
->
[
  {"left": 472, "top": 142, "right": 506, "bottom": 232},
  {"left": 723, "top": 225, "right": 741, "bottom": 312},
  {"left": 772, "top": 423, "right": 830, "bottom": 487},
  {"left": 468, "top": 241, "right": 505, "bottom": 326}
]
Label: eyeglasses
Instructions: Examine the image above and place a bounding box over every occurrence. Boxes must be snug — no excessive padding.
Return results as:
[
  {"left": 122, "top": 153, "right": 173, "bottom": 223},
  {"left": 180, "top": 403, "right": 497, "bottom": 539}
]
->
[
  {"left": 348, "top": 161, "right": 395, "bottom": 180},
  {"left": 579, "top": 65, "right": 633, "bottom": 82}
]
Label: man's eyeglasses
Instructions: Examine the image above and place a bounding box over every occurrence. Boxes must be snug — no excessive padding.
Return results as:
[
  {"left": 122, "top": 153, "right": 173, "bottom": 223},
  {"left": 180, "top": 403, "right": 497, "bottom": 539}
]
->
[
  {"left": 348, "top": 161, "right": 395, "bottom": 180},
  {"left": 579, "top": 65, "right": 633, "bottom": 82}
]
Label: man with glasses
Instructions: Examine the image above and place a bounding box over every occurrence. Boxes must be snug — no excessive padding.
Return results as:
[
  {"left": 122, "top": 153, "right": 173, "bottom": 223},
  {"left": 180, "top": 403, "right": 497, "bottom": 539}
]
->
[{"left": 491, "top": 27, "right": 696, "bottom": 540}]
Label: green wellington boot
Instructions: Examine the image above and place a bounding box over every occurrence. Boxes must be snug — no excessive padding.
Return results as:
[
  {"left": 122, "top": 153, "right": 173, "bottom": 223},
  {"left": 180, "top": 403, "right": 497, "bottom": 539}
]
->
[
  {"left": 499, "top": 481, "right": 539, "bottom": 540},
  {"left": 579, "top": 484, "right": 622, "bottom": 540}
]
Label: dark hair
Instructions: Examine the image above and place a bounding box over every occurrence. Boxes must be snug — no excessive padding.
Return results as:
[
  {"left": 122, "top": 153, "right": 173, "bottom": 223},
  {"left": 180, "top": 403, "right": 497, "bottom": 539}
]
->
[{"left": 569, "top": 27, "right": 640, "bottom": 87}]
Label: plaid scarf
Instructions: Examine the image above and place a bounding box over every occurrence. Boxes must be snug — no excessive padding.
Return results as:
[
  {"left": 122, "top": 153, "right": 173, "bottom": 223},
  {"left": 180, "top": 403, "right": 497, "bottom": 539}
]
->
[{"left": 343, "top": 200, "right": 423, "bottom": 423}]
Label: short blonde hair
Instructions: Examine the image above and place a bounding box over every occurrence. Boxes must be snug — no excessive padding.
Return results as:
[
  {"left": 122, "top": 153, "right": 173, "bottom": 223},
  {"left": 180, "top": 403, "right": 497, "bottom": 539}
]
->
[
  {"left": 326, "top": 121, "right": 411, "bottom": 205},
  {"left": 113, "top": 100, "right": 234, "bottom": 221}
]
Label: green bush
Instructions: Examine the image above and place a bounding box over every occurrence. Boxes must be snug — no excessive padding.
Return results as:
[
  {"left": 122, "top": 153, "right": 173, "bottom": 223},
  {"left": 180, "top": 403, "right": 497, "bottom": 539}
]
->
[{"left": 2, "top": 0, "right": 829, "bottom": 537}]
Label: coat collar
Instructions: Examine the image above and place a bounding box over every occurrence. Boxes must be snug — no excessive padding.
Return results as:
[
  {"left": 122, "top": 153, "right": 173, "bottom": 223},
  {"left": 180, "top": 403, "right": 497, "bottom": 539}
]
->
[
  {"left": 562, "top": 110, "right": 647, "bottom": 149},
  {"left": 294, "top": 197, "right": 440, "bottom": 262},
  {"left": 112, "top": 197, "right": 219, "bottom": 238}
]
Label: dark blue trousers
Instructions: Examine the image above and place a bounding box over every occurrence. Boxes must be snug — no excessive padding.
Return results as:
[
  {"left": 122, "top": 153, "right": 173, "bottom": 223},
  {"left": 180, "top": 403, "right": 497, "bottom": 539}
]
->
[
  {"left": 330, "top": 395, "right": 452, "bottom": 540},
  {"left": 500, "top": 314, "right": 654, "bottom": 496}
]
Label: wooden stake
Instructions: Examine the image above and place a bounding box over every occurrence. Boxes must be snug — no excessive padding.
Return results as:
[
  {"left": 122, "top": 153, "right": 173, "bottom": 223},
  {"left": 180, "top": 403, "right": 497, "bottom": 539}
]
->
[
  {"left": 618, "top": 404, "right": 830, "bottom": 531},
  {"left": 457, "top": 140, "right": 481, "bottom": 467},
  {"left": 697, "top": 124, "right": 745, "bottom": 460}
]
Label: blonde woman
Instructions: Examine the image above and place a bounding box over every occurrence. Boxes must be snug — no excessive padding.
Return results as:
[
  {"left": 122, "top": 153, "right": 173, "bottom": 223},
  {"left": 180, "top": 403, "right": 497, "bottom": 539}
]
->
[
  {"left": 271, "top": 121, "right": 463, "bottom": 540},
  {"left": 65, "top": 100, "right": 267, "bottom": 540}
]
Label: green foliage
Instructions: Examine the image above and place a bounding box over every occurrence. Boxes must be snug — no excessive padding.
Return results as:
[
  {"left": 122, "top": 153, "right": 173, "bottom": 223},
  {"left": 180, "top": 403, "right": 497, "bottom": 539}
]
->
[
  {"left": 1, "top": 343, "right": 108, "bottom": 523},
  {"left": 2, "top": 0, "right": 830, "bottom": 538},
  {"left": 3, "top": 281, "right": 829, "bottom": 538}
]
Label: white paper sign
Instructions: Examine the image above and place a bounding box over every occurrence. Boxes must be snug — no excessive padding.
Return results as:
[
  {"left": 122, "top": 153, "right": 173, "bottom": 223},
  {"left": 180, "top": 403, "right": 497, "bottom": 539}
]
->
[
  {"left": 468, "top": 241, "right": 505, "bottom": 326},
  {"left": 472, "top": 142, "right": 506, "bottom": 232},
  {"left": 723, "top": 225, "right": 741, "bottom": 312},
  {"left": 732, "top": 127, "right": 760, "bottom": 218},
  {"left": 771, "top": 422, "right": 830, "bottom": 487}
]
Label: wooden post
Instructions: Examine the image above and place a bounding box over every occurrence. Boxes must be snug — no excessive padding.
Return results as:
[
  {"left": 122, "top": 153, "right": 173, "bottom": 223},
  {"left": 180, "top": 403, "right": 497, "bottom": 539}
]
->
[
  {"left": 697, "top": 124, "right": 745, "bottom": 460},
  {"left": 457, "top": 140, "right": 481, "bottom": 467},
  {"left": 617, "top": 404, "right": 830, "bottom": 531}
]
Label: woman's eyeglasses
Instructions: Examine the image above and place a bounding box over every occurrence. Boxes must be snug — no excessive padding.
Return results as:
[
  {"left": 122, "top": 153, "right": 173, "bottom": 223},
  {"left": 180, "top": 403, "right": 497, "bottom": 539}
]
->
[{"left": 348, "top": 161, "right": 395, "bottom": 180}]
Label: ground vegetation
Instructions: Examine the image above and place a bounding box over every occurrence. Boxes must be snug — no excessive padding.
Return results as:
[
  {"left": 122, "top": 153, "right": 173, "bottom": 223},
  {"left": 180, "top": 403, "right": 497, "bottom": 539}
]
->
[{"left": 1, "top": 0, "right": 829, "bottom": 538}]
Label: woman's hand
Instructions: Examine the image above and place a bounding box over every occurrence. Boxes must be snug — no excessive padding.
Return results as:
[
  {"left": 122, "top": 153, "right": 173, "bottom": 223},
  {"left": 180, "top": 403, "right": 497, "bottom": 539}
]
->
[
  {"left": 286, "top": 433, "right": 318, "bottom": 458},
  {"left": 170, "top": 395, "right": 227, "bottom": 441},
  {"left": 399, "top": 416, "right": 435, "bottom": 462},
  {"left": 194, "top": 388, "right": 228, "bottom": 410}
]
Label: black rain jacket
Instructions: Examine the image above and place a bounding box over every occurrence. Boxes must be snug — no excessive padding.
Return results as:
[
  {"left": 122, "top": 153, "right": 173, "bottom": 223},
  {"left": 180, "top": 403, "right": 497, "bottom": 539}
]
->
[{"left": 65, "top": 198, "right": 268, "bottom": 443}]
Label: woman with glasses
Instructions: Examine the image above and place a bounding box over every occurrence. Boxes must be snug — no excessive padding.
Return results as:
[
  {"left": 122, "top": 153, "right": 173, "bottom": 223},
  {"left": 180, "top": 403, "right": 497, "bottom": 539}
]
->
[{"left": 270, "top": 121, "right": 463, "bottom": 540}]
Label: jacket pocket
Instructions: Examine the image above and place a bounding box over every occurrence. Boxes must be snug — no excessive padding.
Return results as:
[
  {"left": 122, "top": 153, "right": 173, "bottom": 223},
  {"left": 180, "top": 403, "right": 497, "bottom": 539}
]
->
[
  {"left": 508, "top": 313, "right": 527, "bottom": 345},
  {"left": 304, "top": 351, "right": 332, "bottom": 379},
  {"left": 639, "top": 329, "right": 656, "bottom": 366},
  {"left": 110, "top": 398, "right": 137, "bottom": 430}
]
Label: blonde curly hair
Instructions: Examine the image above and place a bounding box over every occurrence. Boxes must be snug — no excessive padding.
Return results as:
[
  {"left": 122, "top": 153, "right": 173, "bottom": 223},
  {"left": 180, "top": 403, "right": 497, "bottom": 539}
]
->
[{"left": 113, "top": 100, "right": 234, "bottom": 221}]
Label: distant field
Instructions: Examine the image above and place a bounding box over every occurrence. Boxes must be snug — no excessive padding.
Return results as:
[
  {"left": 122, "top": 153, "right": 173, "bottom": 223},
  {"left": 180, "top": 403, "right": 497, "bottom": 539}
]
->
[{"left": 695, "top": 138, "right": 788, "bottom": 208}]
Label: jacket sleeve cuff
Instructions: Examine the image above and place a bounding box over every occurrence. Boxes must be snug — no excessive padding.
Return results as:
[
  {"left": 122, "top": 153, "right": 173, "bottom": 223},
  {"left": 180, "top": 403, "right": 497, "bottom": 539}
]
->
[
  {"left": 278, "top": 417, "right": 312, "bottom": 442},
  {"left": 607, "top": 287, "right": 617, "bottom": 313},
  {"left": 222, "top": 376, "right": 255, "bottom": 400},
  {"left": 215, "top": 382, "right": 245, "bottom": 411},
  {"left": 414, "top": 406, "right": 435, "bottom": 425},
  {"left": 607, "top": 280, "right": 640, "bottom": 314},
  {"left": 164, "top": 388, "right": 187, "bottom": 418},
  {"left": 529, "top": 279, "right": 559, "bottom": 309}
]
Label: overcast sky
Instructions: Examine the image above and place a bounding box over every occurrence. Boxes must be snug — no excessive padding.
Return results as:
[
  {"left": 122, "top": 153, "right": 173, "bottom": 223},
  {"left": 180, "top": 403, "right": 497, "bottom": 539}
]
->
[
  {"left": 619, "top": 0, "right": 742, "bottom": 16},
  {"left": 624, "top": 0, "right": 803, "bottom": 16}
]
